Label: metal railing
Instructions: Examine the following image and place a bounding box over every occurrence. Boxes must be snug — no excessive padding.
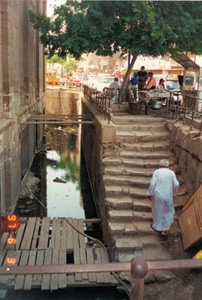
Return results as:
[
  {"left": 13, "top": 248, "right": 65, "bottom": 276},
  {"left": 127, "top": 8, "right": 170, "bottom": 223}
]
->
[
  {"left": 82, "top": 85, "right": 112, "bottom": 124},
  {"left": 168, "top": 92, "right": 202, "bottom": 133},
  {"left": 1, "top": 258, "right": 202, "bottom": 299}
]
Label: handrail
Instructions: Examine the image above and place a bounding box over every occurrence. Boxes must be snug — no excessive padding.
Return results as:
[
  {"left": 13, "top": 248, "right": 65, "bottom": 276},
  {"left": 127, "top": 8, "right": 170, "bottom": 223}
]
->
[
  {"left": 82, "top": 84, "right": 112, "bottom": 124},
  {"left": 1, "top": 258, "right": 202, "bottom": 299}
]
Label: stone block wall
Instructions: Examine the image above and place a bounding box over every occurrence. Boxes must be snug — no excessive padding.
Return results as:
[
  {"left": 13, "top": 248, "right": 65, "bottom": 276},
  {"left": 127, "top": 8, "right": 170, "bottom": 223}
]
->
[
  {"left": 82, "top": 98, "right": 116, "bottom": 247},
  {"left": 167, "top": 121, "right": 202, "bottom": 193},
  {"left": 0, "top": 0, "right": 46, "bottom": 214}
]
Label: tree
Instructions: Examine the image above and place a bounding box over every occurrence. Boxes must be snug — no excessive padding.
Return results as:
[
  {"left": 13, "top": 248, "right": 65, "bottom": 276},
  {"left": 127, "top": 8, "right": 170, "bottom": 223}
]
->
[
  {"left": 29, "top": 1, "right": 202, "bottom": 101},
  {"left": 46, "top": 54, "right": 78, "bottom": 76}
]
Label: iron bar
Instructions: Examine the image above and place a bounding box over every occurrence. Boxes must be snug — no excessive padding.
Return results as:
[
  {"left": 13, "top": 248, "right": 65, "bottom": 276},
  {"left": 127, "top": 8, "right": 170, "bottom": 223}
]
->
[
  {"left": 190, "top": 111, "right": 194, "bottom": 131},
  {"left": 21, "top": 121, "right": 95, "bottom": 125},
  {"left": 0, "top": 259, "right": 201, "bottom": 276}
]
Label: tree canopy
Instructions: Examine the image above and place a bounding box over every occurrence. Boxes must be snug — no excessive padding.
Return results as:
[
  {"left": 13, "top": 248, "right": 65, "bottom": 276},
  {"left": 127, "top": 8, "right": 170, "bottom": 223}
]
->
[
  {"left": 29, "top": 1, "right": 202, "bottom": 59},
  {"left": 46, "top": 54, "right": 78, "bottom": 75},
  {"left": 29, "top": 1, "right": 202, "bottom": 100}
]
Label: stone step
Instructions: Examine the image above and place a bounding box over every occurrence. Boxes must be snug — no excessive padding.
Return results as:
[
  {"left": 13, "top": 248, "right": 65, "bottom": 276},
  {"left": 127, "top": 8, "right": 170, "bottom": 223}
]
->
[
  {"left": 116, "top": 124, "right": 166, "bottom": 132},
  {"left": 104, "top": 165, "right": 155, "bottom": 177},
  {"left": 105, "top": 197, "right": 151, "bottom": 211},
  {"left": 119, "top": 141, "right": 171, "bottom": 152},
  {"left": 108, "top": 209, "right": 152, "bottom": 222},
  {"left": 115, "top": 236, "right": 160, "bottom": 252},
  {"left": 105, "top": 185, "right": 148, "bottom": 198},
  {"left": 118, "top": 246, "right": 172, "bottom": 262},
  {"left": 103, "top": 175, "right": 150, "bottom": 188},
  {"left": 119, "top": 150, "right": 173, "bottom": 160},
  {"left": 113, "top": 115, "right": 166, "bottom": 125},
  {"left": 103, "top": 157, "right": 122, "bottom": 167},
  {"left": 116, "top": 131, "right": 169, "bottom": 144},
  {"left": 122, "top": 158, "right": 176, "bottom": 169},
  {"left": 109, "top": 219, "right": 181, "bottom": 237}
]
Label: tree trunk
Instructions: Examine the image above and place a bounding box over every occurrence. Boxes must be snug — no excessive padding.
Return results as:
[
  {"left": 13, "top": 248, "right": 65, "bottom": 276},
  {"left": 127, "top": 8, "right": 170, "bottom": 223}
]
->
[{"left": 119, "top": 55, "right": 137, "bottom": 103}]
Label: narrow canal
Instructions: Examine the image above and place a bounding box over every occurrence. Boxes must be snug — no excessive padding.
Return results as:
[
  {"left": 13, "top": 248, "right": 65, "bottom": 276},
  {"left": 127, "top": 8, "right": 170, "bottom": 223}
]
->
[{"left": 6, "top": 124, "right": 126, "bottom": 300}]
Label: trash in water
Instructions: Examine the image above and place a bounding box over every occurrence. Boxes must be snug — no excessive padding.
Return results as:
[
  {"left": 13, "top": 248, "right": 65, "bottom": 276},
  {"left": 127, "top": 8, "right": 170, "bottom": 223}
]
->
[{"left": 53, "top": 177, "right": 66, "bottom": 183}]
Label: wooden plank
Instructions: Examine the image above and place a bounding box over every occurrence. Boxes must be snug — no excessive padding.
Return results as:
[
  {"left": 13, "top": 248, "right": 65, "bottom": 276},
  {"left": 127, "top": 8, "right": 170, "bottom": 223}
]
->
[
  {"left": 66, "top": 275, "right": 75, "bottom": 285},
  {"left": 79, "top": 248, "right": 88, "bottom": 280},
  {"left": 0, "top": 249, "right": 6, "bottom": 266},
  {"left": 100, "top": 248, "right": 111, "bottom": 283},
  {"left": 2, "top": 250, "right": 21, "bottom": 287},
  {"left": 31, "top": 218, "right": 41, "bottom": 249},
  {"left": 86, "top": 248, "right": 96, "bottom": 282},
  {"left": 78, "top": 219, "right": 85, "bottom": 248},
  {"left": 0, "top": 232, "right": 9, "bottom": 250},
  {"left": 73, "top": 248, "right": 82, "bottom": 281},
  {"left": 38, "top": 218, "right": 50, "bottom": 250},
  {"left": 16, "top": 223, "right": 26, "bottom": 250},
  {"left": 59, "top": 248, "right": 66, "bottom": 289},
  {"left": 72, "top": 219, "right": 79, "bottom": 249},
  {"left": 50, "top": 249, "right": 59, "bottom": 290},
  {"left": 14, "top": 250, "right": 29, "bottom": 290},
  {"left": 66, "top": 218, "right": 73, "bottom": 251},
  {"left": 24, "top": 250, "right": 37, "bottom": 290},
  {"left": 41, "top": 249, "right": 52, "bottom": 290},
  {"left": 54, "top": 219, "right": 61, "bottom": 250},
  {"left": 60, "top": 219, "right": 67, "bottom": 249},
  {"left": 50, "top": 218, "right": 57, "bottom": 249},
  {"left": 94, "top": 248, "right": 104, "bottom": 283},
  {"left": 33, "top": 250, "right": 45, "bottom": 287},
  {"left": 21, "top": 218, "right": 36, "bottom": 250}
]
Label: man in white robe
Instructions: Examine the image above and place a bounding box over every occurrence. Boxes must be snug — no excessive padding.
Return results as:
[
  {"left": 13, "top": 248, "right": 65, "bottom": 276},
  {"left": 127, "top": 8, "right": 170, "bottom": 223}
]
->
[{"left": 148, "top": 159, "right": 179, "bottom": 236}]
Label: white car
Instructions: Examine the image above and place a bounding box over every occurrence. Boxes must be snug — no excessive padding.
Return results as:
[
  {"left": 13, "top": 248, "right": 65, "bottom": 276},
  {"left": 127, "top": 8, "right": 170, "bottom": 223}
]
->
[{"left": 81, "top": 74, "right": 100, "bottom": 88}]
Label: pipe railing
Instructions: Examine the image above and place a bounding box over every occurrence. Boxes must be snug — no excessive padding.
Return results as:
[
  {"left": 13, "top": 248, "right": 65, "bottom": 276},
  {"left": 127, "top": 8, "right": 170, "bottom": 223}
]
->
[
  {"left": 0, "top": 258, "right": 202, "bottom": 299},
  {"left": 168, "top": 92, "right": 202, "bottom": 133},
  {"left": 82, "top": 85, "right": 112, "bottom": 124}
]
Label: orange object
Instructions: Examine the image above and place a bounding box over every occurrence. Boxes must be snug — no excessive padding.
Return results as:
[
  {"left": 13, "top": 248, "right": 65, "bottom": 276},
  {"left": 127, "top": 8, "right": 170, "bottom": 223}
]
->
[
  {"left": 8, "top": 223, "right": 17, "bottom": 229},
  {"left": 7, "top": 215, "right": 17, "bottom": 222},
  {"left": 7, "top": 238, "right": 16, "bottom": 245},
  {"left": 6, "top": 258, "right": 16, "bottom": 264}
]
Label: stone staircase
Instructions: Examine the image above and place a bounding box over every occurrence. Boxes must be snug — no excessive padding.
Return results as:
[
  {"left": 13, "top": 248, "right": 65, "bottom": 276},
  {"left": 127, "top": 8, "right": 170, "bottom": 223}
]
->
[{"left": 103, "top": 114, "right": 188, "bottom": 281}]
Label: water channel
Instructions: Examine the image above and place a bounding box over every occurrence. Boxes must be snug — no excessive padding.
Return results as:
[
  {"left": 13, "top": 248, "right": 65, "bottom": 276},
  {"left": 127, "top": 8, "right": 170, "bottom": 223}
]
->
[{"left": 6, "top": 124, "right": 126, "bottom": 300}]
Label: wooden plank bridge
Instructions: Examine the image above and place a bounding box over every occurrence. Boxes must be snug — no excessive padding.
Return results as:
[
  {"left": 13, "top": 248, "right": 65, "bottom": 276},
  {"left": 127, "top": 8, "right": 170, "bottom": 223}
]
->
[{"left": 0, "top": 217, "right": 117, "bottom": 291}]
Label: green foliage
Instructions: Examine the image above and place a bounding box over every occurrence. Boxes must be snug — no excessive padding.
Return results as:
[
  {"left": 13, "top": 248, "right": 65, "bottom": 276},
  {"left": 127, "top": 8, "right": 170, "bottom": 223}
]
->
[
  {"left": 46, "top": 54, "right": 78, "bottom": 75},
  {"left": 29, "top": 1, "right": 202, "bottom": 59}
]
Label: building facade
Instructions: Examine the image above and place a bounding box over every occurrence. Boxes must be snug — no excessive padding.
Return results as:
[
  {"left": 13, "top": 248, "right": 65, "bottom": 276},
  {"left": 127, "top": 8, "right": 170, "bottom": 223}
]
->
[{"left": 0, "top": 0, "right": 46, "bottom": 214}]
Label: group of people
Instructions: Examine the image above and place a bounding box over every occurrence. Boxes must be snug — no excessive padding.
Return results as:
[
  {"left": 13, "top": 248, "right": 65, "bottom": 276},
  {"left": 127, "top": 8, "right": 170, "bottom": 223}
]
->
[{"left": 130, "top": 66, "right": 166, "bottom": 99}]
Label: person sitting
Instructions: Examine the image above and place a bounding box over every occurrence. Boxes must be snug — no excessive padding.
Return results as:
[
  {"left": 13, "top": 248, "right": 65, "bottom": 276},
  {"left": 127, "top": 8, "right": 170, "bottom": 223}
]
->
[
  {"left": 109, "top": 77, "right": 120, "bottom": 90},
  {"left": 144, "top": 72, "right": 157, "bottom": 90},
  {"left": 107, "top": 77, "right": 120, "bottom": 104},
  {"left": 157, "top": 78, "right": 166, "bottom": 92}
]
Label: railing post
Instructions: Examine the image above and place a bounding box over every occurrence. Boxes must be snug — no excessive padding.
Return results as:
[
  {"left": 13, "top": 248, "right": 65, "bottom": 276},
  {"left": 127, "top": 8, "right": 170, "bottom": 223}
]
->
[
  {"left": 130, "top": 258, "right": 148, "bottom": 300},
  {"left": 190, "top": 111, "right": 194, "bottom": 131}
]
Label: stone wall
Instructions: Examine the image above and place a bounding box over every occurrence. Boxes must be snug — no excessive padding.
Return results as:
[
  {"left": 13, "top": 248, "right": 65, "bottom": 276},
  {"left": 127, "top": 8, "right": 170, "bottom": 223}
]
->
[
  {"left": 0, "top": 0, "right": 46, "bottom": 214},
  {"left": 82, "top": 98, "right": 116, "bottom": 246},
  {"left": 45, "top": 90, "right": 81, "bottom": 116},
  {"left": 167, "top": 121, "right": 202, "bottom": 193}
]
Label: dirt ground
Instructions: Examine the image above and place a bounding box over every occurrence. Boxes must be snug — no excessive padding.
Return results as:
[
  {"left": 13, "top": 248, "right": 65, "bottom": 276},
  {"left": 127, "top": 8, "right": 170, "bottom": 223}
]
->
[{"left": 144, "top": 233, "right": 202, "bottom": 300}]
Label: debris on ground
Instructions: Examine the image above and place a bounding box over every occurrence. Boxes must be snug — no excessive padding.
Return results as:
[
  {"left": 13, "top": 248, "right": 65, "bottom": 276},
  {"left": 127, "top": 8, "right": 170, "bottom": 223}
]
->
[{"left": 53, "top": 177, "right": 66, "bottom": 183}]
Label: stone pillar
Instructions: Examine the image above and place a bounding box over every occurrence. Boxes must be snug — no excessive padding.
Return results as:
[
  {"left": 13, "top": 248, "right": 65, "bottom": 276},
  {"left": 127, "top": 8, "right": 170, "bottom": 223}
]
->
[{"left": 1, "top": 0, "right": 10, "bottom": 118}]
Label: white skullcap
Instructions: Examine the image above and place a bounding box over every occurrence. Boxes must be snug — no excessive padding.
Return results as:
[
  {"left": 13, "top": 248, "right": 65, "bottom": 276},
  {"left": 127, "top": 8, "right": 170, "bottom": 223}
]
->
[{"left": 159, "top": 159, "right": 169, "bottom": 167}]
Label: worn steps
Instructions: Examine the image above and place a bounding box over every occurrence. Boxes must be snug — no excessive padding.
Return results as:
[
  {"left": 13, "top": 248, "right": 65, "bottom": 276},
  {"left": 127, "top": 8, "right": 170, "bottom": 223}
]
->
[
  {"left": 112, "top": 115, "right": 166, "bottom": 125},
  {"left": 116, "top": 124, "right": 166, "bottom": 132},
  {"left": 119, "top": 141, "right": 171, "bottom": 152},
  {"left": 102, "top": 114, "right": 187, "bottom": 283},
  {"left": 116, "top": 131, "right": 169, "bottom": 143},
  {"left": 103, "top": 157, "right": 177, "bottom": 168}
]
